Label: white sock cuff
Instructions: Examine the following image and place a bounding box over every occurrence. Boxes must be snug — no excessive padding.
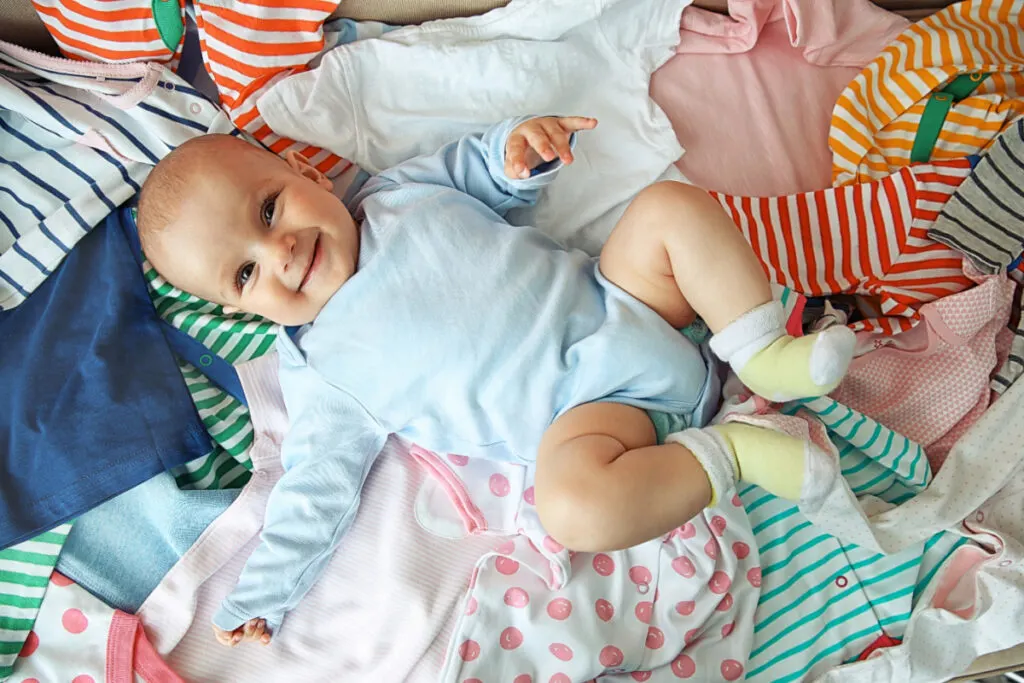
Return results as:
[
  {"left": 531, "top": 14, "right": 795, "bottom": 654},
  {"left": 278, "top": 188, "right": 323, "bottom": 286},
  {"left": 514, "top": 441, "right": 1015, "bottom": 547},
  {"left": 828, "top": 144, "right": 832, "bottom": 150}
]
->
[
  {"left": 709, "top": 300, "right": 787, "bottom": 369},
  {"left": 665, "top": 427, "right": 738, "bottom": 506}
]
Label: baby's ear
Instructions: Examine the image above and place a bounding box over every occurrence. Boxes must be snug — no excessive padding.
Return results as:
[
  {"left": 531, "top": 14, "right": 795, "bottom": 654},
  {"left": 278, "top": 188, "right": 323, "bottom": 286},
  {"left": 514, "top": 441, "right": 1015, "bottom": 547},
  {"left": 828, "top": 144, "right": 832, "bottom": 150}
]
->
[{"left": 284, "top": 150, "right": 334, "bottom": 191}]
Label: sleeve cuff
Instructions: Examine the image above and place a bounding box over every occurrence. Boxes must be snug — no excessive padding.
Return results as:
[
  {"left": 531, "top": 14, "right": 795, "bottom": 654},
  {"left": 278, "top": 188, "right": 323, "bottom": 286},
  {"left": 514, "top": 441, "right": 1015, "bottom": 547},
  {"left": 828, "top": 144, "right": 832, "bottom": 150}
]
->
[{"left": 213, "top": 600, "right": 284, "bottom": 634}]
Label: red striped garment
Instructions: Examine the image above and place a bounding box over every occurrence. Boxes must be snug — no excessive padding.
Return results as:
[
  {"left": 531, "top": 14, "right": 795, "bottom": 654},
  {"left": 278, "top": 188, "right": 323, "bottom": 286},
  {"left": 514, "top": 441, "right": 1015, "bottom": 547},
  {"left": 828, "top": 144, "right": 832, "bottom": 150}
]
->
[{"left": 713, "top": 159, "right": 974, "bottom": 335}]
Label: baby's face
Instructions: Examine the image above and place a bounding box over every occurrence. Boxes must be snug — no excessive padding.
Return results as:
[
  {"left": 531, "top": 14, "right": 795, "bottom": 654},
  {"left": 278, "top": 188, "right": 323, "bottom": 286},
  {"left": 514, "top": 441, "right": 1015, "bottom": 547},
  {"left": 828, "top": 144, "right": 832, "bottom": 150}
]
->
[{"left": 151, "top": 145, "right": 358, "bottom": 326}]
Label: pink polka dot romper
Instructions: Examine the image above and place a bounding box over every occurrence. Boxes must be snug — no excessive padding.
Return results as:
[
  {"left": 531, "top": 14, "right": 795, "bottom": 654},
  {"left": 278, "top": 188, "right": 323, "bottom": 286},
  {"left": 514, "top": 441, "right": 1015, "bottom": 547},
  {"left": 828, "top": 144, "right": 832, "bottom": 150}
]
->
[{"left": 411, "top": 445, "right": 760, "bottom": 682}]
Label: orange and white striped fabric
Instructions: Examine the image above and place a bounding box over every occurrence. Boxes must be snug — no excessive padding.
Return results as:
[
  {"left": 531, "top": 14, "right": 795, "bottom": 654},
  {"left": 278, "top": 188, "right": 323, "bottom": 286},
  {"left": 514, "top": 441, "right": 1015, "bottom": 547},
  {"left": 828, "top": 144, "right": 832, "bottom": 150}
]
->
[
  {"left": 713, "top": 159, "right": 975, "bottom": 336},
  {"left": 829, "top": 0, "right": 1024, "bottom": 186},
  {"left": 31, "top": 0, "right": 349, "bottom": 176}
]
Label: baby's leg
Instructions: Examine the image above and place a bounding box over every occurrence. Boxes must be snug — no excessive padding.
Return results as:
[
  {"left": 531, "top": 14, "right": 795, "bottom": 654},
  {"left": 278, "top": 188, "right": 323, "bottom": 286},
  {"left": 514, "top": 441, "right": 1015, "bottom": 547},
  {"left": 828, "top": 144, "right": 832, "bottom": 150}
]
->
[
  {"left": 535, "top": 402, "right": 713, "bottom": 552},
  {"left": 535, "top": 402, "right": 807, "bottom": 551},
  {"left": 600, "top": 181, "right": 855, "bottom": 401}
]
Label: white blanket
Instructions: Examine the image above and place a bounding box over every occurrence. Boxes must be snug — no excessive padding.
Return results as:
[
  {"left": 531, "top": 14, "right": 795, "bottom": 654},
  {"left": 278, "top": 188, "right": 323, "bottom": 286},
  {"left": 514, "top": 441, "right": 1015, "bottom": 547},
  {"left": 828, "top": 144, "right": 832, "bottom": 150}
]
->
[{"left": 258, "top": 0, "right": 691, "bottom": 255}]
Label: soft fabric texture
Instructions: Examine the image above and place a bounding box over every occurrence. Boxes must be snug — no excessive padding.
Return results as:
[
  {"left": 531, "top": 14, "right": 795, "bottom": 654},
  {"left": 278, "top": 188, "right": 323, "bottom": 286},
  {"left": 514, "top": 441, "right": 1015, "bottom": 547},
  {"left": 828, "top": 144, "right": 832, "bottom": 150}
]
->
[
  {"left": 713, "top": 422, "right": 806, "bottom": 501},
  {"left": 11, "top": 573, "right": 182, "bottom": 683},
  {"left": 829, "top": 0, "right": 1024, "bottom": 186},
  {"left": 0, "top": 209, "right": 211, "bottom": 548},
  {"left": 651, "top": 0, "right": 909, "bottom": 196},
  {"left": 258, "top": 0, "right": 691, "bottom": 255},
  {"left": 708, "top": 161, "right": 976, "bottom": 339},
  {"left": 830, "top": 267, "right": 1015, "bottom": 471},
  {"left": 56, "top": 471, "right": 239, "bottom": 613},
  {"left": 214, "top": 116, "right": 717, "bottom": 632},
  {"left": 139, "top": 355, "right": 496, "bottom": 683},
  {"left": 929, "top": 118, "right": 1024, "bottom": 275}
]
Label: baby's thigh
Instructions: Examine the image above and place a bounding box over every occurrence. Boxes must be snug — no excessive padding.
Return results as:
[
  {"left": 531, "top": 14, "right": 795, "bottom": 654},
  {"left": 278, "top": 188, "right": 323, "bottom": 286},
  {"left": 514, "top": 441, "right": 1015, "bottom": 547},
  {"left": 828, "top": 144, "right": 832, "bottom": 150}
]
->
[{"left": 599, "top": 183, "right": 697, "bottom": 328}]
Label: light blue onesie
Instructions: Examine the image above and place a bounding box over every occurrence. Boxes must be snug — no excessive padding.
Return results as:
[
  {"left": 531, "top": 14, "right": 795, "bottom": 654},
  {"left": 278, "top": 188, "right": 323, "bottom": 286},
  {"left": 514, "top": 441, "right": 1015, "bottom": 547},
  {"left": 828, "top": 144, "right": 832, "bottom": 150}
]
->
[{"left": 213, "top": 117, "right": 719, "bottom": 631}]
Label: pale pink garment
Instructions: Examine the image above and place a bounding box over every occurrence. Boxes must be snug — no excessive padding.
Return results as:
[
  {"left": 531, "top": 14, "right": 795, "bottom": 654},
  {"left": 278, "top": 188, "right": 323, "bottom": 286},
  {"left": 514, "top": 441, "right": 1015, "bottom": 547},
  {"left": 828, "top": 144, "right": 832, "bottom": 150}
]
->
[
  {"left": 650, "top": 0, "right": 909, "bottom": 196},
  {"left": 831, "top": 270, "right": 1016, "bottom": 471},
  {"left": 137, "top": 354, "right": 494, "bottom": 683}
]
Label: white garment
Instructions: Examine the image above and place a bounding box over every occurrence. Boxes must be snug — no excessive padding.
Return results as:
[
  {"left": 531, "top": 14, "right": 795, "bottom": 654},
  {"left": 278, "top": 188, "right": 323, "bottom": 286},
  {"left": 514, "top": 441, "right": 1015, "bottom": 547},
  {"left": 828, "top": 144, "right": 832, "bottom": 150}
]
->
[
  {"left": 809, "top": 379, "right": 1024, "bottom": 682},
  {"left": 411, "top": 444, "right": 759, "bottom": 683},
  {"left": 0, "top": 41, "right": 232, "bottom": 310},
  {"left": 257, "top": 0, "right": 691, "bottom": 255}
]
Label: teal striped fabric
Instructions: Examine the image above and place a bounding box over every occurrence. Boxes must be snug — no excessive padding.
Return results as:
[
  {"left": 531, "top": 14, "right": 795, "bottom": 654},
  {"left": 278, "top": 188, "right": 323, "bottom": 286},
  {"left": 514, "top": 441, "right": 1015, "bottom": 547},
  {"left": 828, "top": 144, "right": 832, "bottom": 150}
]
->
[{"left": 743, "top": 387, "right": 968, "bottom": 682}]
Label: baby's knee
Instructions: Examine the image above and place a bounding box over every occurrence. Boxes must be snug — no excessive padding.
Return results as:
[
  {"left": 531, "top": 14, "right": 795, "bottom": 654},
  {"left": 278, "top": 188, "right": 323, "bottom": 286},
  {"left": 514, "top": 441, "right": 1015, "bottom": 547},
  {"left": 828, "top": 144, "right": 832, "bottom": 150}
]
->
[
  {"left": 631, "top": 181, "right": 713, "bottom": 218},
  {"left": 628, "top": 182, "right": 729, "bottom": 242},
  {"left": 535, "top": 479, "right": 617, "bottom": 553}
]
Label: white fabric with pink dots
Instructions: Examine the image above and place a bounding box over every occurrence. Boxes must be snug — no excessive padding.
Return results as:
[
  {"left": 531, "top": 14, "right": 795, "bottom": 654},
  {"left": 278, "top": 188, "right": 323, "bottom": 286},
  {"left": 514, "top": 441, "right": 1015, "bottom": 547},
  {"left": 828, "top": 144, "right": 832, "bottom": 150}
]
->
[
  {"left": 439, "top": 492, "right": 759, "bottom": 683},
  {"left": 11, "top": 572, "right": 182, "bottom": 683},
  {"left": 408, "top": 441, "right": 760, "bottom": 682}
]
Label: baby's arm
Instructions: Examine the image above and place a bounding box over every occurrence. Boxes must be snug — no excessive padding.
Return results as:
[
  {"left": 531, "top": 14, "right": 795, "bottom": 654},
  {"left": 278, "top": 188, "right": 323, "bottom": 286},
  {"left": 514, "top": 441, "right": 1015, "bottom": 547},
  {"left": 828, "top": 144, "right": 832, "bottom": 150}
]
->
[
  {"left": 212, "top": 365, "right": 387, "bottom": 645},
  {"left": 352, "top": 116, "right": 596, "bottom": 217}
]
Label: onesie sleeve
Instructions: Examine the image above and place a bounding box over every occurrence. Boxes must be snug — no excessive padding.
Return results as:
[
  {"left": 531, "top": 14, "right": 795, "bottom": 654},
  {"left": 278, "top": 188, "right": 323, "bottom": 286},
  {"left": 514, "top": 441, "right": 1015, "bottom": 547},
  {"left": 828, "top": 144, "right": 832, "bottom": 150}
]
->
[
  {"left": 213, "top": 361, "right": 387, "bottom": 633},
  {"left": 352, "top": 116, "right": 575, "bottom": 217}
]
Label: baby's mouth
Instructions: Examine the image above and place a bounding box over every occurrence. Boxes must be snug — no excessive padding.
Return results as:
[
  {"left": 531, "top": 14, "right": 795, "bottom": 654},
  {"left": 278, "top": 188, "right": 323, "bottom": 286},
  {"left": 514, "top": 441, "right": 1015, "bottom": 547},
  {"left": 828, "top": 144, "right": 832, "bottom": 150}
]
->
[{"left": 298, "top": 235, "right": 321, "bottom": 292}]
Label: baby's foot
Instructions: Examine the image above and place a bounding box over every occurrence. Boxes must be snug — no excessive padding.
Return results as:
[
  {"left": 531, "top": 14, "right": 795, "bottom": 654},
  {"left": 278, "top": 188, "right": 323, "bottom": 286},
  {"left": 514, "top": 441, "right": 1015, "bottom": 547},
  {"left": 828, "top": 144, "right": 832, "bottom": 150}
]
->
[
  {"left": 735, "top": 326, "right": 857, "bottom": 401},
  {"left": 213, "top": 618, "right": 272, "bottom": 647},
  {"left": 710, "top": 301, "right": 857, "bottom": 402}
]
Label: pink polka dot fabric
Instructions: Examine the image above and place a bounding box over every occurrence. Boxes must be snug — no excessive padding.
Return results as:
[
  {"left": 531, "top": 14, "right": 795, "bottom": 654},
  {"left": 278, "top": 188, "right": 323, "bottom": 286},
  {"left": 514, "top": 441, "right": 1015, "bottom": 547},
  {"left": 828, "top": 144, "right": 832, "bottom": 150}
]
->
[
  {"left": 442, "top": 498, "right": 758, "bottom": 682},
  {"left": 12, "top": 573, "right": 182, "bottom": 683}
]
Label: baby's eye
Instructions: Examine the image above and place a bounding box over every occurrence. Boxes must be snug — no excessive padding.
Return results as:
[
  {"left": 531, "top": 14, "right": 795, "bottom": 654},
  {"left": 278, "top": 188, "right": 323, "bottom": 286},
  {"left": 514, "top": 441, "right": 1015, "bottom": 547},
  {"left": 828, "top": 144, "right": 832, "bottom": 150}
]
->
[
  {"left": 236, "top": 263, "right": 255, "bottom": 291},
  {"left": 261, "top": 196, "right": 277, "bottom": 226}
]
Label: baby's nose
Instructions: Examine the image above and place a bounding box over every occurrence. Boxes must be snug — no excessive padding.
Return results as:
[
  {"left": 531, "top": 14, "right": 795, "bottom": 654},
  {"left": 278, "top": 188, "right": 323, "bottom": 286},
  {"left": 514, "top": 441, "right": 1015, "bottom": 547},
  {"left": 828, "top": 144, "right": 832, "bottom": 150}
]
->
[{"left": 276, "top": 233, "right": 297, "bottom": 270}]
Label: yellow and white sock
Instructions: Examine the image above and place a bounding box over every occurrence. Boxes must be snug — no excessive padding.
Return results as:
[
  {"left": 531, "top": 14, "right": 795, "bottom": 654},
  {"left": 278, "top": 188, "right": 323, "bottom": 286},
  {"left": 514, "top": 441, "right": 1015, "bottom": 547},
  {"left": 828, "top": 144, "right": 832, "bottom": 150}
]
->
[
  {"left": 709, "top": 301, "right": 856, "bottom": 401},
  {"left": 667, "top": 422, "right": 807, "bottom": 504}
]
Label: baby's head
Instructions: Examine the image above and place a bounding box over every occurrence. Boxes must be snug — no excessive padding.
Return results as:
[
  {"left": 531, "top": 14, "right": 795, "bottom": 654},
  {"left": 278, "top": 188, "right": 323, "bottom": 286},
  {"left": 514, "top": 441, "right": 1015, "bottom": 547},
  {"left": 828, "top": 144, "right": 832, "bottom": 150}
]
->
[{"left": 138, "top": 135, "right": 359, "bottom": 326}]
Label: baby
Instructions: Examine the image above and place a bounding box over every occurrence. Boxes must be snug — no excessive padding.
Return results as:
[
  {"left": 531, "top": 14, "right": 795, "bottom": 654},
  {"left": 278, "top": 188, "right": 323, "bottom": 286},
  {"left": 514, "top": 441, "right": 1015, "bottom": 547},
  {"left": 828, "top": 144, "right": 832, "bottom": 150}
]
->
[{"left": 137, "top": 115, "right": 855, "bottom": 647}]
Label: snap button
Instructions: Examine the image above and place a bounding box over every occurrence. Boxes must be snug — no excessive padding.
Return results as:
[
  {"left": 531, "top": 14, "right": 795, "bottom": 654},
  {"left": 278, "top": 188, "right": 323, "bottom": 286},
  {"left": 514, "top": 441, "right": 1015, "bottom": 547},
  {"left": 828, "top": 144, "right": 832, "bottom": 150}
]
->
[
  {"left": 637, "top": 582, "right": 650, "bottom": 595},
  {"left": 999, "top": 559, "right": 1012, "bottom": 567},
  {"left": 934, "top": 93, "right": 950, "bottom": 102},
  {"left": 164, "top": 81, "right": 174, "bottom": 91},
  {"left": 835, "top": 575, "right": 848, "bottom": 588},
  {"left": 969, "top": 72, "right": 984, "bottom": 81},
  {"left": 189, "top": 103, "right": 201, "bottom": 115},
  {"left": 199, "top": 354, "right": 214, "bottom": 367},
  {"left": 975, "top": 510, "right": 985, "bottom": 523}
]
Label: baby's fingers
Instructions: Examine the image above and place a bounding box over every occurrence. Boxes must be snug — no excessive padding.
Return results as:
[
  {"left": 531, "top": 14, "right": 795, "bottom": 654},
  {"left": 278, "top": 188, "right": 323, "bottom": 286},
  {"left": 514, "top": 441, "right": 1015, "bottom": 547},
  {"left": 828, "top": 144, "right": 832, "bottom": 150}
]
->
[
  {"left": 504, "top": 134, "right": 530, "bottom": 179},
  {"left": 541, "top": 119, "right": 575, "bottom": 165},
  {"left": 523, "top": 127, "right": 558, "bottom": 164},
  {"left": 557, "top": 116, "right": 598, "bottom": 133}
]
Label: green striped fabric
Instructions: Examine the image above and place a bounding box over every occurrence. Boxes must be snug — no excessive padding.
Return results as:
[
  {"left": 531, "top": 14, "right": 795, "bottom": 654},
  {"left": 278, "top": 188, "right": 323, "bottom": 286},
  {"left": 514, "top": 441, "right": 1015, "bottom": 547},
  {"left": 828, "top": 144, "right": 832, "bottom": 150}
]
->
[
  {"left": 0, "top": 243, "right": 278, "bottom": 681},
  {"left": 143, "top": 259, "right": 279, "bottom": 490},
  {"left": 0, "top": 524, "right": 71, "bottom": 680}
]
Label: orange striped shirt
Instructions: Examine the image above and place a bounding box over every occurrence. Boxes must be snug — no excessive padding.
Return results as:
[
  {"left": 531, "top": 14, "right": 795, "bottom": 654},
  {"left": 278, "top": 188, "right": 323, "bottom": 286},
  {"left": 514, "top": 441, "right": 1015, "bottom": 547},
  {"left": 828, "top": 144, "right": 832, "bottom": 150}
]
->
[
  {"left": 829, "top": 0, "right": 1024, "bottom": 186},
  {"left": 31, "top": 0, "right": 349, "bottom": 175},
  {"left": 712, "top": 161, "right": 974, "bottom": 337}
]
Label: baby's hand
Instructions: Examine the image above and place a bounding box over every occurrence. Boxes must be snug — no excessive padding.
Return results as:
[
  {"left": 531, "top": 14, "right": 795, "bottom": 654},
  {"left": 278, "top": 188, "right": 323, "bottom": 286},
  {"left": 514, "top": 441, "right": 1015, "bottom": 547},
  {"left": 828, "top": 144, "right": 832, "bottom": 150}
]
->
[
  {"left": 504, "top": 116, "right": 598, "bottom": 179},
  {"left": 213, "top": 618, "right": 272, "bottom": 647}
]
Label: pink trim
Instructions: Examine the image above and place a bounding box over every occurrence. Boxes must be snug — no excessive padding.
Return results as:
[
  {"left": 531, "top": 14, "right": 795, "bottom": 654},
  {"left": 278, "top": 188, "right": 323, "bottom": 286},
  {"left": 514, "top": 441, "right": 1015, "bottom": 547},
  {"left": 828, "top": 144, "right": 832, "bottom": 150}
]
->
[
  {"left": 930, "top": 544, "right": 991, "bottom": 618},
  {"left": 0, "top": 39, "right": 151, "bottom": 78},
  {"left": 106, "top": 611, "right": 137, "bottom": 683},
  {"left": 786, "top": 295, "right": 807, "bottom": 337},
  {"left": 0, "top": 40, "right": 166, "bottom": 110},
  {"left": 408, "top": 445, "right": 487, "bottom": 533},
  {"left": 106, "top": 611, "right": 184, "bottom": 683}
]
